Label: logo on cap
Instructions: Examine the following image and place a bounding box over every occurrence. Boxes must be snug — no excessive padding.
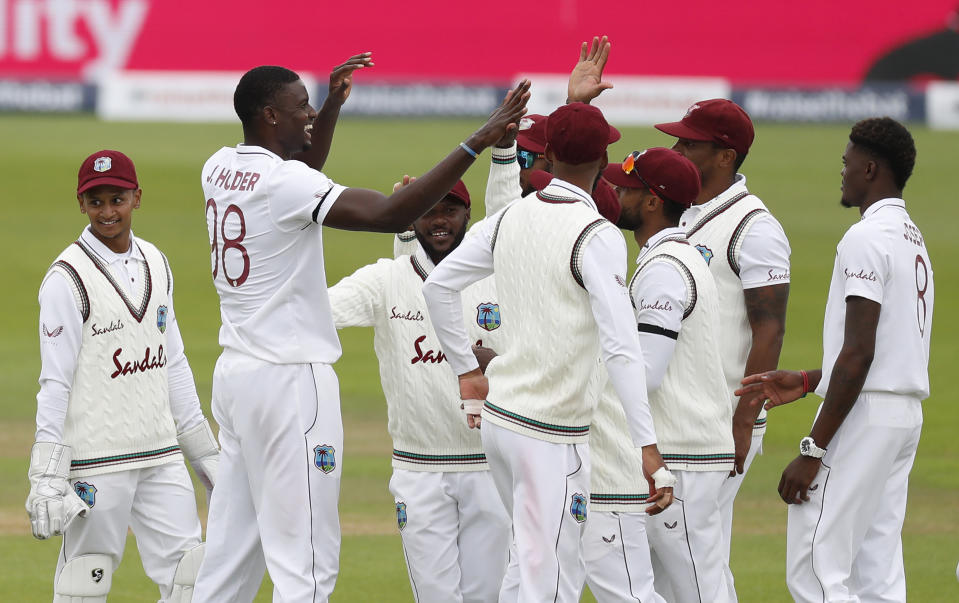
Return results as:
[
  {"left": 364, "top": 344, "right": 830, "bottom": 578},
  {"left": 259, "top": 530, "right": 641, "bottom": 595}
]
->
[
  {"left": 685, "top": 104, "right": 701, "bottom": 117},
  {"left": 93, "top": 157, "right": 112, "bottom": 172},
  {"left": 519, "top": 117, "right": 535, "bottom": 130}
]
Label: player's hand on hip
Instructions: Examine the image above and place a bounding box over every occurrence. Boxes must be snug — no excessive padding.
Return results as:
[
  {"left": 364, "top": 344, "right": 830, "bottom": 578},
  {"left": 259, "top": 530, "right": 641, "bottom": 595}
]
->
[
  {"left": 468, "top": 80, "right": 531, "bottom": 149},
  {"left": 328, "top": 52, "right": 374, "bottom": 105},
  {"left": 567, "top": 35, "right": 613, "bottom": 104},
  {"left": 458, "top": 369, "right": 489, "bottom": 429},
  {"left": 735, "top": 370, "right": 806, "bottom": 410},
  {"left": 778, "top": 455, "right": 822, "bottom": 504}
]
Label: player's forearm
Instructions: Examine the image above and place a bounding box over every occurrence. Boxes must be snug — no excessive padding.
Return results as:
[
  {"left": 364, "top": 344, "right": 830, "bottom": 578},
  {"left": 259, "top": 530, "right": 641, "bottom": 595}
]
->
[
  {"left": 422, "top": 280, "right": 479, "bottom": 375},
  {"left": 737, "top": 284, "right": 788, "bottom": 421},
  {"left": 809, "top": 348, "right": 872, "bottom": 448},
  {"left": 485, "top": 144, "right": 522, "bottom": 216},
  {"left": 606, "top": 358, "right": 657, "bottom": 447},
  {"left": 294, "top": 96, "right": 342, "bottom": 172}
]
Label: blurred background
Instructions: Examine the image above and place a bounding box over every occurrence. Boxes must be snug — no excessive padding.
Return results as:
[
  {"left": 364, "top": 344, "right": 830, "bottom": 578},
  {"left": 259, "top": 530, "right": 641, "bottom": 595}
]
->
[{"left": 2, "top": 1, "right": 958, "bottom": 601}]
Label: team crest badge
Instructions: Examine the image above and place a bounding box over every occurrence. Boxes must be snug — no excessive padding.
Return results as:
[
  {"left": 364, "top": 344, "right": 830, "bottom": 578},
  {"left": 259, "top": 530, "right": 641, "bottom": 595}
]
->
[
  {"left": 476, "top": 303, "right": 501, "bottom": 331},
  {"left": 695, "top": 244, "right": 714, "bottom": 265},
  {"left": 569, "top": 492, "right": 587, "bottom": 523},
  {"left": 74, "top": 482, "right": 97, "bottom": 508},
  {"left": 396, "top": 502, "right": 408, "bottom": 531},
  {"left": 93, "top": 157, "right": 112, "bottom": 172},
  {"left": 313, "top": 445, "right": 336, "bottom": 474},
  {"left": 156, "top": 305, "right": 168, "bottom": 333}
]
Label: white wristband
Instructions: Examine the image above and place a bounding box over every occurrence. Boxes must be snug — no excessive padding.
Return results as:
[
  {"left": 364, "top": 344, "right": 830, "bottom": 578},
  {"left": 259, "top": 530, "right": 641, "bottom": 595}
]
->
[
  {"left": 652, "top": 467, "right": 677, "bottom": 490},
  {"left": 461, "top": 399, "right": 485, "bottom": 415}
]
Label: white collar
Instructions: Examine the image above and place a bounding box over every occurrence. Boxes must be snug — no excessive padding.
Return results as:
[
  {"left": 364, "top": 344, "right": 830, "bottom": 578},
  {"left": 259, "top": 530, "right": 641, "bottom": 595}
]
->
[
  {"left": 412, "top": 243, "right": 436, "bottom": 275},
  {"left": 861, "top": 197, "right": 906, "bottom": 220},
  {"left": 637, "top": 226, "right": 688, "bottom": 263},
  {"left": 690, "top": 173, "right": 748, "bottom": 212},
  {"left": 235, "top": 144, "right": 282, "bottom": 160},
  {"left": 79, "top": 227, "right": 141, "bottom": 264},
  {"left": 538, "top": 178, "right": 598, "bottom": 213}
]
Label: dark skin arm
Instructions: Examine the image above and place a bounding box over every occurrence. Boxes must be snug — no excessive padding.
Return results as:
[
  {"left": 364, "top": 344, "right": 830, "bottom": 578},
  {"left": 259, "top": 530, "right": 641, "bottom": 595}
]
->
[
  {"left": 295, "top": 53, "right": 373, "bottom": 172},
  {"left": 323, "top": 80, "right": 531, "bottom": 232},
  {"left": 778, "top": 296, "right": 879, "bottom": 504},
  {"left": 731, "top": 283, "right": 789, "bottom": 475}
]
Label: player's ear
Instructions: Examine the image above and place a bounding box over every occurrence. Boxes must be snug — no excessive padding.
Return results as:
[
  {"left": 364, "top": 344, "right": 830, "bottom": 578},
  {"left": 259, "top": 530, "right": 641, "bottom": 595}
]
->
[
  {"left": 864, "top": 158, "right": 879, "bottom": 182},
  {"left": 77, "top": 194, "right": 85, "bottom": 213},
  {"left": 263, "top": 105, "right": 278, "bottom": 128},
  {"left": 544, "top": 144, "right": 555, "bottom": 164},
  {"left": 133, "top": 188, "right": 142, "bottom": 209},
  {"left": 718, "top": 148, "right": 737, "bottom": 169}
]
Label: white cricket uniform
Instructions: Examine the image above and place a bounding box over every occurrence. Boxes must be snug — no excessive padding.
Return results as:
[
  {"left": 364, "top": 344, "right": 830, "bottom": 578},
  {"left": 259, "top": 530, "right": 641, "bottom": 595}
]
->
[
  {"left": 328, "top": 243, "right": 510, "bottom": 602},
  {"left": 787, "top": 198, "right": 932, "bottom": 603},
  {"left": 424, "top": 179, "right": 657, "bottom": 603},
  {"left": 679, "top": 174, "right": 790, "bottom": 594},
  {"left": 585, "top": 228, "right": 734, "bottom": 603},
  {"left": 193, "top": 145, "right": 347, "bottom": 603},
  {"left": 37, "top": 227, "right": 204, "bottom": 601}
]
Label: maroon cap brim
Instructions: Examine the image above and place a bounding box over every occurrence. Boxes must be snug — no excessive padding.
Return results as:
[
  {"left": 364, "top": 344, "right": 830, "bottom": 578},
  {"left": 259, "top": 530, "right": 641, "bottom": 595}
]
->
[
  {"left": 527, "top": 170, "right": 554, "bottom": 191},
  {"left": 602, "top": 164, "right": 642, "bottom": 189},
  {"left": 516, "top": 133, "right": 546, "bottom": 154},
  {"left": 654, "top": 120, "right": 714, "bottom": 143},
  {"left": 608, "top": 125, "right": 622, "bottom": 144},
  {"left": 77, "top": 176, "right": 139, "bottom": 194}
]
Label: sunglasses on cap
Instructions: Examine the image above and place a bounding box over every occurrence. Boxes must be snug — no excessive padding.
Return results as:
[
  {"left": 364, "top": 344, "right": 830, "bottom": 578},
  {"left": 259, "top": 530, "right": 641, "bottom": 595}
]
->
[
  {"left": 517, "top": 149, "right": 540, "bottom": 170},
  {"left": 621, "top": 151, "right": 675, "bottom": 204}
]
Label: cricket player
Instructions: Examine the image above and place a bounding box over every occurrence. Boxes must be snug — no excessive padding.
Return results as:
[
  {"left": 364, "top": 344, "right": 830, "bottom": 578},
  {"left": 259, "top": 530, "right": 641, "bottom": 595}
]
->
[
  {"left": 655, "top": 99, "right": 790, "bottom": 596},
  {"left": 583, "top": 148, "right": 735, "bottom": 603},
  {"left": 328, "top": 181, "right": 510, "bottom": 602},
  {"left": 192, "top": 57, "right": 529, "bottom": 602},
  {"left": 32, "top": 150, "right": 218, "bottom": 602},
  {"left": 424, "top": 102, "right": 675, "bottom": 603},
  {"left": 737, "top": 117, "right": 931, "bottom": 602}
]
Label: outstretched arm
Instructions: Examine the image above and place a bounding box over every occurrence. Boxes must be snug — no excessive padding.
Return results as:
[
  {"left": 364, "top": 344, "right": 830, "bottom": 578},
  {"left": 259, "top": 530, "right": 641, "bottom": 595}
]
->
[
  {"left": 324, "top": 80, "right": 531, "bottom": 232},
  {"left": 295, "top": 53, "right": 373, "bottom": 172}
]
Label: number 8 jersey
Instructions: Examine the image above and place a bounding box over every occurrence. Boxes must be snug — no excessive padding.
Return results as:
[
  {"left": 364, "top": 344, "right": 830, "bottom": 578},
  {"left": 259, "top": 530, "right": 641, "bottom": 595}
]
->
[
  {"left": 818, "top": 198, "right": 933, "bottom": 399},
  {"left": 201, "top": 145, "right": 347, "bottom": 363}
]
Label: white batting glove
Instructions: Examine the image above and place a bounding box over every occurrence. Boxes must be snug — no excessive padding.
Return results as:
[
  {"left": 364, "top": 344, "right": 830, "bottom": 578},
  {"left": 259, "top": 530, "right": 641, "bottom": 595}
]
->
[
  {"left": 178, "top": 419, "right": 219, "bottom": 496},
  {"left": 26, "top": 442, "right": 88, "bottom": 540}
]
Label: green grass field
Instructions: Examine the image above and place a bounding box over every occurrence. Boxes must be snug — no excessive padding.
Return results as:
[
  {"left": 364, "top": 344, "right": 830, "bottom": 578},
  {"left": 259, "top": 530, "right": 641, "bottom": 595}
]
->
[{"left": 1, "top": 114, "right": 957, "bottom": 602}]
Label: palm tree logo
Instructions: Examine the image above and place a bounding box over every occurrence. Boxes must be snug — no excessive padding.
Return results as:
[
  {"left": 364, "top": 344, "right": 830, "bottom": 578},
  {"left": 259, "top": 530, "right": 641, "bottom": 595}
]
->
[{"left": 476, "top": 303, "right": 501, "bottom": 331}]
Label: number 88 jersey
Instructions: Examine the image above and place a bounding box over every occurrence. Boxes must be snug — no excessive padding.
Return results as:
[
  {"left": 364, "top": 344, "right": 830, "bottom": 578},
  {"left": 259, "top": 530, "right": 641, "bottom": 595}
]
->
[
  {"left": 818, "top": 198, "right": 933, "bottom": 399},
  {"left": 201, "top": 144, "right": 347, "bottom": 364}
]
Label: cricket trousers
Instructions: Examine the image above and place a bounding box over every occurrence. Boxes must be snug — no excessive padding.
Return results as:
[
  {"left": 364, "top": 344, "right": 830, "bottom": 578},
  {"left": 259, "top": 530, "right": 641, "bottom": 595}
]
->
[
  {"left": 57, "top": 462, "right": 201, "bottom": 602},
  {"left": 193, "top": 352, "right": 343, "bottom": 603},
  {"left": 787, "top": 393, "right": 922, "bottom": 603},
  {"left": 583, "top": 511, "right": 664, "bottom": 603},
  {"left": 717, "top": 430, "right": 763, "bottom": 601},
  {"left": 389, "top": 468, "right": 510, "bottom": 602},
  {"left": 481, "top": 421, "right": 591, "bottom": 603}
]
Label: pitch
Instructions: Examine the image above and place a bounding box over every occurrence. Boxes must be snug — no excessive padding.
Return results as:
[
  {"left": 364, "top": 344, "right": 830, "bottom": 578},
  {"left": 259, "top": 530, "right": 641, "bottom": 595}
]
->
[{"left": 0, "top": 115, "right": 956, "bottom": 601}]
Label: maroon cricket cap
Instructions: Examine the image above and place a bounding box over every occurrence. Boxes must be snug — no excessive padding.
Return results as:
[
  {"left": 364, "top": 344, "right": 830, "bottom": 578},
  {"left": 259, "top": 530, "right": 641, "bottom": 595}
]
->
[
  {"left": 527, "top": 169, "right": 621, "bottom": 223},
  {"left": 654, "top": 99, "right": 755, "bottom": 157},
  {"left": 518, "top": 112, "right": 621, "bottom": 155},
  {"left": 77, "top": 150, "right": 139, "bottom": 194},
  {"left": 603, "top": 148, "right": 701, "bottom": 208},
  {"left": 445, "top": 179, "right": 471, "bottom": 208},
  {"left": 516, "top": 114, "right": 548, "bottom": 153},
  {"left": 545, "top": 103, "right": 614, "bottom": 165}
]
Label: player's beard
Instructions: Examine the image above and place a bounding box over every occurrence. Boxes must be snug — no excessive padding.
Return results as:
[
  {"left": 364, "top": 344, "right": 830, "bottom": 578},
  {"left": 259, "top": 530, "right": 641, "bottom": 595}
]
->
[{"left": 416, "top": 217, "right": 469, "bottom": 264}]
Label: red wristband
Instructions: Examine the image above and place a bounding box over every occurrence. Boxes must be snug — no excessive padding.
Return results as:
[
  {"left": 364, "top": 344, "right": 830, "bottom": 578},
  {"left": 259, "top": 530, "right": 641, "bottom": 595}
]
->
[{"left": 800, "top": 370, "right": 810, "bottom": 398}]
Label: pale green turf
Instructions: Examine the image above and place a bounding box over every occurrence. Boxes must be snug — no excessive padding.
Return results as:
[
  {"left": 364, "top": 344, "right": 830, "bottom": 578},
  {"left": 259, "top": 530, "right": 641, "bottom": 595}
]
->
[{"left": 1, "top": 115, "right": 957, "bottom": 601}]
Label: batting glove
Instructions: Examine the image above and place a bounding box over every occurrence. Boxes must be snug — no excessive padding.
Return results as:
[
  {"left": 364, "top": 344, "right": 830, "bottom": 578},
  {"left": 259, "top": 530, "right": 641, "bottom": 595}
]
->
[
  {"left": 26, "top": 442, "right": 88, "bottom": 540},
  {"left": 178, "top": 419, "right": 219, "bottom": 496}
]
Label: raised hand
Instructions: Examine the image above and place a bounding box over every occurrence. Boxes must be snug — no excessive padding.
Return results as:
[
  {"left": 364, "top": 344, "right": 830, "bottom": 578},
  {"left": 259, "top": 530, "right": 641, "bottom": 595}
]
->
[
  {"left": 735, "top": 369, "right": 806, "bottom": 411},
  {"left": 567, "top": 36, "right": 613, "bottom": 104},
  {"left": 328, "top": 52, "right": 374, "bottom": 106},
  {"left": 469, "top": 80, "right": 531, "bottom": 150}
]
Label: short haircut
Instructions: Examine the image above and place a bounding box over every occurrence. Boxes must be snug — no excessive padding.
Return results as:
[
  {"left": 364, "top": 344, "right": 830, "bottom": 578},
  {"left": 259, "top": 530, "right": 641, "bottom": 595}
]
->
[
  {"left": 234, "top": 66, "right": 301, "bottom": 127},
  {"left": 849, "top": 117, "right": 916, "bottom": 190}
]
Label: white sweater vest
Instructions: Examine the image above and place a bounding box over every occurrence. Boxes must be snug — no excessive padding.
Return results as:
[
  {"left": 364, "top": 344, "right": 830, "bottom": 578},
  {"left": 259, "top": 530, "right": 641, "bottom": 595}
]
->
[
  {"left": 684, "top": 190, "right": 770, "bottom": 434},
  {"left": 329, "top": 247, "right": 505, "bottom": 472},
  {"left": 43, "top": 239, "right": 181, "bottom": 478},
  {"left": 590, "top": 236, "right": 733, "bottom": 511},
  {"left": 484, "top": 191, "right": 613, "bottom": 443}
]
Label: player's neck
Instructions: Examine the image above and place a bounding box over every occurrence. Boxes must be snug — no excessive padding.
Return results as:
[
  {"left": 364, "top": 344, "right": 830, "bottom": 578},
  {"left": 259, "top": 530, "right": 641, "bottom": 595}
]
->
[
  {"left": 694, "top": 173, "right": 736, "bottom": 206},
  {"left": 633, "top": 217, "right": 675, "bottom": 249},
  {"left": 859, "top": 186, "right": 903, "bottom": 216}
]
